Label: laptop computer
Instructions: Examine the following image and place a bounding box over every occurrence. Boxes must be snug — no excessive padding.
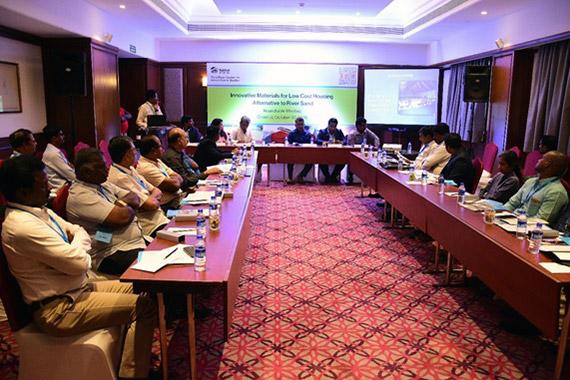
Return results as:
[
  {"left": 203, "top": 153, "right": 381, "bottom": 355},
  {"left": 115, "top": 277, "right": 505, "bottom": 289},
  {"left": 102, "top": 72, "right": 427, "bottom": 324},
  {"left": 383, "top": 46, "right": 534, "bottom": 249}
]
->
[{"left": 147, "top": 114, "right": 168, "bottom": 127}]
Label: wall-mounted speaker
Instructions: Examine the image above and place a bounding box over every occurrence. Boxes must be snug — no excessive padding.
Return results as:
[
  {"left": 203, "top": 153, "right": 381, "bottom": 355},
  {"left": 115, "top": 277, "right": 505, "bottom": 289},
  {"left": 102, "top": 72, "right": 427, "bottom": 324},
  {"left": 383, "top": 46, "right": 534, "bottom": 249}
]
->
[
  {"left": 50, "top": 51, "right": 87, "bottom": 96},
  {"left": 463, "top": 66, "right": 490, "bottom": 102}
]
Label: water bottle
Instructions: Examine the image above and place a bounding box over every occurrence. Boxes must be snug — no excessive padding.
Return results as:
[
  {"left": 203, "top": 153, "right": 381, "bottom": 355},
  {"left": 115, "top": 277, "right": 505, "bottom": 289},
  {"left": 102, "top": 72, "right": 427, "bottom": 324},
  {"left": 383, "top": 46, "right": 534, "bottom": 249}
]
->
[
  {"left": 438, "top": 174, "right": 445, "bottom": 194},
  {"left": 250, "top": 142, "right": 255, "bottom": 157},
  {"left": 215, "top": 185, "right": 223, "bottom": 205},
  {"left": 398, "top": 157, "right": 404, "bottom": 171},
  {"left": 368, "top": 144, "right": 373, "bottom": 157},
  {"left": 421, "top": 170, "right": 428, "bottom": 185},
  {"left": 284, "top": 138, "right": 289, "bottom": 146},
  {"left": 194, "top": 234, "right": 206, "bottom": 272},
  {"left": 407, "top": 142, "right": 412, "bottom": 154},
  {"left": 516, "top": 211, "right": 528, "bottom": 239},
  {"left": 457, "top": 183, "right": 466, "bottom": 204},
  {"left": 360, "top": 142, "right": 365, "bottom": 156},
  {"left": 209, "top": 196, "right": 220, "bottom": 231},
  {"left": 528, "top": 223, "right": 543, "bottom": 254},
  {"left": 196, "top": 208, "right": 206, "bottom": 236},
  {"left": 329, "top": 133, "right": 334, "bottom": 145}
]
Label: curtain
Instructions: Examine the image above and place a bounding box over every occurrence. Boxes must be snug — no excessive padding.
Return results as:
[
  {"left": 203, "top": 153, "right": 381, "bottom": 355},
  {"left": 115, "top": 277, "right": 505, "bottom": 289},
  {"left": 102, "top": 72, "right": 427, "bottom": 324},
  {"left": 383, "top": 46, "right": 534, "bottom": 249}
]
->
[
  {"left": 445, "top": 58, "right": 492, "bottom": 143},
  {"left": 524, "top": 40, "right": 570, "bottom": 153}
]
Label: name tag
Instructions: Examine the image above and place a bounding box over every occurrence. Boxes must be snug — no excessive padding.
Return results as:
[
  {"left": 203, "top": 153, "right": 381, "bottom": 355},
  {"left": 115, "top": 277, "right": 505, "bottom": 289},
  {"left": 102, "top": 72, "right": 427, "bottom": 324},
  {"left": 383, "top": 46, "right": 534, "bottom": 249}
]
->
[{"left": 95, "top": 230, "right": 113, "bottom": 244}]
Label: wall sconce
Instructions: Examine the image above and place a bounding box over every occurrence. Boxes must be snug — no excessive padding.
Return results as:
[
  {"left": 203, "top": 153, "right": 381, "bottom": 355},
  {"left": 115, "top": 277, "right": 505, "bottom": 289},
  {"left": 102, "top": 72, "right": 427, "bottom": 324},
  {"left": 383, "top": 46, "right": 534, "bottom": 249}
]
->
[
  {"left": 495, "top": 38, "right": 505, "bottom": 49},
  {"left": 201, "top": 76, "right": 207, "bottom": 87}
]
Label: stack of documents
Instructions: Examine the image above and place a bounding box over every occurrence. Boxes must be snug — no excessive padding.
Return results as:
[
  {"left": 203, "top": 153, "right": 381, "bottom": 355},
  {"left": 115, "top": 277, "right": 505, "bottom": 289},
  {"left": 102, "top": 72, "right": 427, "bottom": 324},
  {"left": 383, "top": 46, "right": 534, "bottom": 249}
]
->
[
  {"left": 172, "top": 209, "right": 210, "bottom": 221},
  {"left": 131, "top": 244, "right": 194, "bottom": 273},
  {"left": 181, "top": 191, "right": 216, "bottom": 205},
  {"left": 540, "top": 244, "right": 570, "bottom": 261},
  {"left": 540, "top": 262, "right": 570, "bottom": 274},
  {"left": 207, "top": 164, "right": 232, "bottom": 173},
  {"left": 197, "top": 179, "right": 223, "bottom": 186}
]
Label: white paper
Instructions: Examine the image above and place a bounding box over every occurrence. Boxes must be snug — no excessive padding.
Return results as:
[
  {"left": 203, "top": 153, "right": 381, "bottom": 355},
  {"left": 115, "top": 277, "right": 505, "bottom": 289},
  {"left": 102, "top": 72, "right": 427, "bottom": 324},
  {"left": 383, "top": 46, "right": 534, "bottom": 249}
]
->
[
  {"left": 131, "top": 244, "right": 194, "bottom": 273},
  {"left": 197, "top": 179, "right": 223, "bottom": 186},
  {"left": 551, "top": 251, "right": 570, "bottom": 261},
  {"left": 540, "top": 245, "right": 570, "bottom": 253},
  {"left": 167, "top": 227, "right": 197, "bottom": 235},
  {"left": 207, "top": 164, "right": 232, "bottom": 173},
  {"left": 406, "top": 181, "right": 422, "bottom": 185},
  {"left": 540, "top": 262, "right": 570, "bottom": 274},
  {"left": 182, "top": 191, "right": 216, "bottom": 205}
]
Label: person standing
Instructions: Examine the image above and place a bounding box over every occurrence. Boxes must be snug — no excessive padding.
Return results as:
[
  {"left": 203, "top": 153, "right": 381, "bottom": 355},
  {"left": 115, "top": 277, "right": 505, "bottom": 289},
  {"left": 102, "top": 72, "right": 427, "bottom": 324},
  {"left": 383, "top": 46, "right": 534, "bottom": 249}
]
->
[{"left": 135, "top": 89, "right": 163, "bottom": 134}]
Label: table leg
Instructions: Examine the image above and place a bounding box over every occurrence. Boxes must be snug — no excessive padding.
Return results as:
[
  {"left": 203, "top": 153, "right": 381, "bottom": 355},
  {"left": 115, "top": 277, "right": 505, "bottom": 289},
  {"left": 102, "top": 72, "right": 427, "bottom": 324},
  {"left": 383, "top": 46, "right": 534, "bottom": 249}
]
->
[
  {"left": 157, "top": 293, "right": 168, "bottom": 380},
  {"left": 187, "top": 294, "right": 198, "bottom": 380},
  {"left": 444, "top": 251, "right": 452, "bottom": 285},
  {"left": 555, "top": 296, "right": 570, "bottom": 380},
  {"left": 267, "top": 164, "right": 271, "bottom": 186},
  {"left": 390, "top": 207, "right": 395, "bottom": 227}
]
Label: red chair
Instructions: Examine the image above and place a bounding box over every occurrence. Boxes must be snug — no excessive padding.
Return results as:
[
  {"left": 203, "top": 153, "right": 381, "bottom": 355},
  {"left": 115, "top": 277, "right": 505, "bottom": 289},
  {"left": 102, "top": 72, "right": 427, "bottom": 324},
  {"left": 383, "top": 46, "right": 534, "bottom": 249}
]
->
[
  {"left": 51, "top": 182, "right": 71, "bottom": 220},
  {"left": 73, "top": 142, "right": 90, "bottom": 158},
  {"left": 481, "top": 143, "right": 498, "bottom": 173},
  {"left": 522, "top": 150, "right": 542, "bottom": 177},
  {"left": 509, "top": 146, "right": 522, "bottom": 158},
  {"left": 472, "top": 157, "right": 483, "bottom": 193},
  {"left": 270, "top": 130, "right": 289, "bottom": 143},
  {"left": 98, "top": 140, "right": 112, "bottom": 168}
]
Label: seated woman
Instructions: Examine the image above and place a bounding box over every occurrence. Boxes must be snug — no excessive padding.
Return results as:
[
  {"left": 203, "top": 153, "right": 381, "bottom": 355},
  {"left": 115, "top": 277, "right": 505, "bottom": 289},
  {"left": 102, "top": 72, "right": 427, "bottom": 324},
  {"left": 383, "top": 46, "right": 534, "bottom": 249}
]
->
[{"left": 478, "top": 150, "right": 521, "bottom": 203}]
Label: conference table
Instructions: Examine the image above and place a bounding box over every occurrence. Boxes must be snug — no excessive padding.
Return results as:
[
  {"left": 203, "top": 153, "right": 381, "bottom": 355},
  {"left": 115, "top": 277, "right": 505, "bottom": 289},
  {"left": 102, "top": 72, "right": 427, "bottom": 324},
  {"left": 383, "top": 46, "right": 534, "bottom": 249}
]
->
[
  {"left": 120, "top": 153, "right": 257, "bottom": 380},
  {"left": 348, "top": 152, "right": 570, "bottom": 380}
]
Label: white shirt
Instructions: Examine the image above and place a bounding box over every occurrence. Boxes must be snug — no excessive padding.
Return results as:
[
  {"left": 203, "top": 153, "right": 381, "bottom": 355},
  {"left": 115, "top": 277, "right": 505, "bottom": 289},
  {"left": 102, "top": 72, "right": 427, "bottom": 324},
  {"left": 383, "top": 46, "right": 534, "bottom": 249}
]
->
[
  {"left": 136, "top": 101, "right": 163, "bottom": 130},
  {"left": 230, "top": 127, "right": 253, "bottom": 143},
  {"left": 421, "top": 141, "right": 451, "bottom": 175},
  {"left": 42, "top": 143, "right": 76, "bottom": 190},
  {"left": 107, "top": 164, "right": 169, "bottom": 236},
  {"left": 66, "top": 180, "right": 146, "bottom": 269},
  {"left": 1, "top": 202, "right": 92, "bottom": 304},
  {"left": 136, "top": 156, "right": 183, "bottom": 206},
  {"left": 414, "top": 140, "right": 438, "bottom": 170}
]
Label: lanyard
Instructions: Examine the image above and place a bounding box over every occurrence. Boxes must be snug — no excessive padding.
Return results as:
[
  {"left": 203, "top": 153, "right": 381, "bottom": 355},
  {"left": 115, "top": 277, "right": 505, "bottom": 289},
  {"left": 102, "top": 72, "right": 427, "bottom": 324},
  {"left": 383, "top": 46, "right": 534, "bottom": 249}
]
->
[
  {"left": 522, "top": 178, "right": 556, "bottom": 204},
  {"left": 98, "top": 186, "right": 113, "bottom": 203},
  {"left": 158, "top": 162, "right": 169, "bottom": 177},
  {"left": 9, "top": 207, "right": 69, "bottom": 243},
  {"left": 113, "top": 164, "right": 148, "bottom": 190}
]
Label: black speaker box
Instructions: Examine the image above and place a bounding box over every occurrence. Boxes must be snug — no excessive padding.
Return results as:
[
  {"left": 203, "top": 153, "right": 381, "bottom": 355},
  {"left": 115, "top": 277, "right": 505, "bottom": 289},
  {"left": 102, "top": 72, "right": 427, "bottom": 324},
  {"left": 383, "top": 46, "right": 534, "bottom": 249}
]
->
[
  {"left": 50, "top": 51, "right": 87, "bottom": 96},
  {"left": 463, "top": 66, "right": 490, "bottom": 102}
]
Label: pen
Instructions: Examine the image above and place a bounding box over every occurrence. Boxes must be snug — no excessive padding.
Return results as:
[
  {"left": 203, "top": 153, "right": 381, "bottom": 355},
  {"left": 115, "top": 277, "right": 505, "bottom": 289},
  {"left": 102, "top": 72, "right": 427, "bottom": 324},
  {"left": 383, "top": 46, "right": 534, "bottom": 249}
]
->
[{"left": 163, "top": 247, "right": 178, "bottom": 260}]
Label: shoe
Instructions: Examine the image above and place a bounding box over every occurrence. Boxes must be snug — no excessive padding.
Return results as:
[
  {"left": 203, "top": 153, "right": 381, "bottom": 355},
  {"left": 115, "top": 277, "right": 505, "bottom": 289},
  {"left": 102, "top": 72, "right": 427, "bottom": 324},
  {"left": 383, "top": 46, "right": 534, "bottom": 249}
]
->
[
  {"left": 286, "top": 178, "right": 295, "bottom": 184},
  {"left": 296, "top": 175, "right": 305, "bottom": 184}
]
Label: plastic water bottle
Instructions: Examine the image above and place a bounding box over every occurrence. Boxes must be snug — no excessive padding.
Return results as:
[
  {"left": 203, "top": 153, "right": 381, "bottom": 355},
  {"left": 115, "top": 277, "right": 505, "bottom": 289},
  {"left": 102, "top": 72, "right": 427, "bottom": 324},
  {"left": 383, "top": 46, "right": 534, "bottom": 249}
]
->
[
  {"left": 368, "top": 144, "right": 373, "bottom": 157},
  {"left": 215, "top": 185, "right": 223, "bottom": 205},
  {"left": 209, "top": 196, "right": 220, "bottom": 231},
  {"left": 284, "top": 138, "right": 289, "bottom": 146},
  {"left": 196, "top": 208, "right": 206, "bottom": 236},
  {"left": 250, "top": 142, "right": 255, "bottom": 157},
  {"left": 407, "top": 142, "right": 412, "bottom": 153},
  {"left": 194, "top": 234, "right": 206, "bottom": 272},
  {"left": 528, "top": 223, "right": 543, "bottom": 254},
  {"left": 360, "top": 142, "right": 365, "bottom": 156},
  {"left": 457, "top": 183, "right": 466, "bottom": 204},
  {"left": 421, "top": 170, "right": 428, "bottom": 185},
  {"left": 516, "top": 211, "right": 528, "bottom": 239},
  {"left": 397, "top": 157, "right": 404, "bottom": 171},
  {"left": 438, "top": 174, "right": 445, "bottom": 194}
]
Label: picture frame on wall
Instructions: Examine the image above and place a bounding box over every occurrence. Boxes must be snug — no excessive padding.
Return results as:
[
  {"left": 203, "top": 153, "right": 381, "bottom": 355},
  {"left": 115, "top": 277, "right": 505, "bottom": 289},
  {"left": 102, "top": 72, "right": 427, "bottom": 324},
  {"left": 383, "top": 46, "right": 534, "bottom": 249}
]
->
[{"left": 0, "top": 61, "right": 22, "bottom": 113}]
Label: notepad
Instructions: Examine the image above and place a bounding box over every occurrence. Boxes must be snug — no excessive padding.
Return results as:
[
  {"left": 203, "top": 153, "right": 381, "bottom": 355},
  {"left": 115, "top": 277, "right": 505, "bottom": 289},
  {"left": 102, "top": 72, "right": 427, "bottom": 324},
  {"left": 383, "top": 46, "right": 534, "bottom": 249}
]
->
[
  {"left": 541, "top": 245, "right": 570, "bottom": 253},
  {"left": 207, "top": 164, "right": 232, "bottom": 173},
  {"left": 540, "top": 262, "right": 570, "bottom": 274},
  {"left": 173, "top": 209, "right": 210, "bottom": 221},
  {"left": 181, "top": 191, "right": 216, "bottom": 205},
  {"left": 197, "top": 179, "right": 223, "bottom": 186},
  {"left": 131, "top": 244, "right": 194, "bottom": 273}
]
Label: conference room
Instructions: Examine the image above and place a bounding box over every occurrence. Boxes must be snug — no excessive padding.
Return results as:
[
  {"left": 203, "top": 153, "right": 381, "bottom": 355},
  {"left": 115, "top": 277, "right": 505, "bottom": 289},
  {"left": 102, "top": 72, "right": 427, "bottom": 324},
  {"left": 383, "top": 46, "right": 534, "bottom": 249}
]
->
[{"left": 1, "top": 0, "right": 570, "bottom": 379}]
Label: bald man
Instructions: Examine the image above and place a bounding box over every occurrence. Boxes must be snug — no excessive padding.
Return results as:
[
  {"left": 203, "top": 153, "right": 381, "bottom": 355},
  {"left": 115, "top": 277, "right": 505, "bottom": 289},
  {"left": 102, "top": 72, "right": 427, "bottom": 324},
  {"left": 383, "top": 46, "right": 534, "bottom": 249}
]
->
[
  {"left": 162, "top": 127, "right": 221, "bottom": 190},
  {"left": 504, "top": 151, "right": 569, "bottom": 224}
]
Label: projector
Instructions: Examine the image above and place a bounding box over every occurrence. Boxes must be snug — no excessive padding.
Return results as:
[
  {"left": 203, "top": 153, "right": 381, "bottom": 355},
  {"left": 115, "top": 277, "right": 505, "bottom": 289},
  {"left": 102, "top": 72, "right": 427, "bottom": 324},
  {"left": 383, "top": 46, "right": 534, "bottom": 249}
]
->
[{"left": 382, "top": 144, "right": 402, "bottom": 152}]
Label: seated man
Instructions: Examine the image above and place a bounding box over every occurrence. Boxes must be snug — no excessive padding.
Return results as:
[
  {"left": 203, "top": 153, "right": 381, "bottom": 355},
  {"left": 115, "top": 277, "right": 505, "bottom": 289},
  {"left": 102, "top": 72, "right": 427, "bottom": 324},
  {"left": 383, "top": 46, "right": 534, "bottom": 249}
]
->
[
  {"left": 346, "top": 117, "right": 380, "bottom": 184},
  {"left": 162, "top": 128, "right": 220, "bottom": 190},
  {"left": 230, "top": 116, "right": 253, "bottom": 143},
  {"left": 504, "top": 151, "right": 569, "bottom": 224},
  {"left": 286, "top": 117, "right": 313, "bottom": 183},
  {"left": 0, "top": 156, "right": 155, "bottom": 379},
  {"left": 107, "top": 136, "right": 169, "bottom": 237},
  {"left": 412, "top": 127, "right": 437, "bottom": 170},
  {"left": 193, "top": 125, "right": 234, "bottom": 171},
  {"left": 8, "top": 128, "right": 37, "bottom": 158},
  {"left": 67, "top": 148, "right": 146, "bottom": 276},
  {"left": 181, "top": 115, "right": 202, "bottom": 143},
  {"left": 136, "top": 135, "right": 184, "bottom": 210},
  {"left": 345, "top": 117, "right": 380, "bottom": 147},
  {"left": 421, "top": 122, "right": 451, "bottom": 175},
  {"left": 42, "top": 125, "right": 76, "bottom": 190},
  {"left": 440, "top": 133, "right": 475, "bottom": 192},
  {"left": 316, "top": 118, "right": 345, "bottom": 183}
]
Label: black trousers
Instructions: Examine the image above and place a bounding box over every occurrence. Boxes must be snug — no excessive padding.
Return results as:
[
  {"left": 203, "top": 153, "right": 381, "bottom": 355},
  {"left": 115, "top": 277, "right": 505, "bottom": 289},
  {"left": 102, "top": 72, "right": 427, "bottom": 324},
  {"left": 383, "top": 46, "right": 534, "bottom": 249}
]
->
[
  {"left": 319, "top": 164, "right": 345, "bottom": 180},
  {"left": 287, "top": 164, "right": 312, "bottom": 180},
  {"left": 98, "top": 248, "right": 141, "bottom": 276}
]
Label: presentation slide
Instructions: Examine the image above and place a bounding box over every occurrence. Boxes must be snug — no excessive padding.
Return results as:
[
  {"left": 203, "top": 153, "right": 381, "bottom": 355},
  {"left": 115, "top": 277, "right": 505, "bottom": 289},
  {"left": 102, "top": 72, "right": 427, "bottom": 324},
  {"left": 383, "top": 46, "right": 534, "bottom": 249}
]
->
[
  {"left": 207, "top": 63, "right": 357, "bottom": 139},
  {"left": 364, "top": 69, "right": 439, "bottom": 125}
]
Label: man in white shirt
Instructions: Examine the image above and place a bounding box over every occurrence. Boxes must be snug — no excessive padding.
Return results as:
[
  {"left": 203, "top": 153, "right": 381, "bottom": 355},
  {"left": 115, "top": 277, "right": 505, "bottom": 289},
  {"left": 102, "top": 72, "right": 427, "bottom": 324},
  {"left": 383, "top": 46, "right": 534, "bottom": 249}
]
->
[
  {"left": 8, "top": 129, "right": 37, "bottom": 158},
  {"left": 41, "top": 125, "right": 75, "bottom": 190},
  {"left": 230, "top": 116, "right": 253, "bottom": 143},
  {"left": 0, "top": 155, "right": 155, "bottom": 379},
  {"left": 422, "top": 123, "right": 451, "bottom": 175},
  {"left": 136, "top": 89, "right": 163, "bottom": 132},
  {"left": 107, "top": 136, "right": 168, "bottom": 237},
  {"left": 66, "top": 148, "right": 146, "bottom": 276},
  {"left": 136, "top": 135, "right": 184, "bottom": 210},
  {"left": 402, "top": 127, "right": 438, "bottom": 170}
]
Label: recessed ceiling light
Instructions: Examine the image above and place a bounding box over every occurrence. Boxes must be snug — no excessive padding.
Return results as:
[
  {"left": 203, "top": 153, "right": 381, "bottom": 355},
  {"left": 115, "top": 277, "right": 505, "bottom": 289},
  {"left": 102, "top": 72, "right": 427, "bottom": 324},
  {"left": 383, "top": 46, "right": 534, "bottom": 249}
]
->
[
  {"left": 480, "top": 10, "right": 488, "bottom": 15},
  {"left": 236, "top": 9, "right": 242, "bottom": 14}
]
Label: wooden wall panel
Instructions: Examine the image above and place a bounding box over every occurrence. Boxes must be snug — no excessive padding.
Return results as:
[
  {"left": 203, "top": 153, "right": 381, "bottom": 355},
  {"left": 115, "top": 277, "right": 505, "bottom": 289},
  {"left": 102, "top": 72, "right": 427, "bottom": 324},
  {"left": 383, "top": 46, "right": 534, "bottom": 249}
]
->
[
  {"left": 92, "top": 44, "right": 120, "bottom": 143},
  {"left": 147, "top": 60, "right": 161, "bottom": 92},
  {"left": 119, "top": 59, "right": 147, "bottom": 126},
  {"left": 507, "top": 50, "right": 534, "bottom": 151},
  {"left": 488, "top": 53, "right": 513, "bottom": 151},
  {"left": 184, "top": 63, "right": 207, "bottom": 128}
]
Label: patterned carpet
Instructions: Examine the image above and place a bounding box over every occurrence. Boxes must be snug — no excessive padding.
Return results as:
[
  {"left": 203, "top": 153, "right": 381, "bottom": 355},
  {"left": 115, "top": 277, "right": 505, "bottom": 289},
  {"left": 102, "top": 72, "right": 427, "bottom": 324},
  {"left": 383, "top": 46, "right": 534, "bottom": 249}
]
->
[{"left": 0, "top": 183, "right": 568, "bottom": 379}]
